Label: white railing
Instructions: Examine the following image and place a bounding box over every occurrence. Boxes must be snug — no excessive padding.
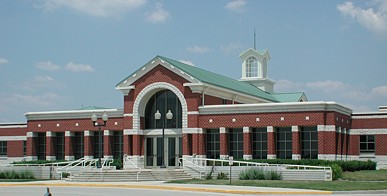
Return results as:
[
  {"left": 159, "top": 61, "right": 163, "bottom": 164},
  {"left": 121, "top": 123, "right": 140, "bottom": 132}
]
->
[
  {"left": 180, "top": 156, "right": 332, "bottom": 180},
  {"left": 55, "top": 157, "right": 114, "bottom": 180},
  {"left": 123, "top": 155, "right": 141, "bottom": 182}
]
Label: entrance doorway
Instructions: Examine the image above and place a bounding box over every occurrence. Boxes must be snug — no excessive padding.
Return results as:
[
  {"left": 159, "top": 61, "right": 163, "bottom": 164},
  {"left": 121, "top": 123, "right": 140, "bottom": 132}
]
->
[{"left": 145, "top": 136, "right": 182, "bottom": 168}]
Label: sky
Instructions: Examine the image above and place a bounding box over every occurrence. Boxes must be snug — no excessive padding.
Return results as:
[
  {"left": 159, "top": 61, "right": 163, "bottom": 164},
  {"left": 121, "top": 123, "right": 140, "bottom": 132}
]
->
[{"left": 0, "top": 0, "right": 387, "bottom": 122}]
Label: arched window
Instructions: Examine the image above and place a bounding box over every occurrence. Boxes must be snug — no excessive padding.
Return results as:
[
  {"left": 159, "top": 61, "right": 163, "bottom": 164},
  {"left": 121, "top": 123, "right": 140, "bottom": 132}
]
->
[
  {"left": 145, "top": 90, "right": 182, "bottom": 129},
  {"left": 246, "top": 57, "right": 258, "bottom": 77}
]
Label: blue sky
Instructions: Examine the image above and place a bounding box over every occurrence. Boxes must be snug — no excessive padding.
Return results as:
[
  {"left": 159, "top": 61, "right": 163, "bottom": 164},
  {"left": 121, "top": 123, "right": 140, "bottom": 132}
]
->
[{"left": 0, "top": 0, "right": 386, "bottom": 122}]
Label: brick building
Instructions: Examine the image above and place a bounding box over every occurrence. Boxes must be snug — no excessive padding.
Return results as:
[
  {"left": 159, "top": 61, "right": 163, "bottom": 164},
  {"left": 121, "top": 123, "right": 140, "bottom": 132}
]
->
[{"left": 1, "top": 48, "right": 386, "bottom": 169}]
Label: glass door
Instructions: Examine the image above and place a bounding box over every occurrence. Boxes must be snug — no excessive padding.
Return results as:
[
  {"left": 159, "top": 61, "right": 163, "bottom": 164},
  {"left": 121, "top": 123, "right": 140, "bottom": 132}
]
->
[{"left": 145, "top": 136, "right": 182, "bottom": 168}]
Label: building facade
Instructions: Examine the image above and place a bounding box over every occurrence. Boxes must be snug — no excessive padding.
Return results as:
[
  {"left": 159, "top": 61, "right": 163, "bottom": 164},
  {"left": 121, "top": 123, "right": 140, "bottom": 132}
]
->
[{"left": 1, "top": 48, "right": 386, "bottom": 169}]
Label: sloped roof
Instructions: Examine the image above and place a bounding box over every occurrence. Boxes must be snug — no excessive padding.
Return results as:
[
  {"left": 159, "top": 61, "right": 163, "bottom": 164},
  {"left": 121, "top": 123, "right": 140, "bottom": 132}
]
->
[
  {"left": 157, "top": 56, "right": 278, "bottom": 102},
  {"left": 271, "top": 92, "right": 306, "bottom": 102},
  {"left": 77, "top": 106, "right": 111, "bottom": 110}
]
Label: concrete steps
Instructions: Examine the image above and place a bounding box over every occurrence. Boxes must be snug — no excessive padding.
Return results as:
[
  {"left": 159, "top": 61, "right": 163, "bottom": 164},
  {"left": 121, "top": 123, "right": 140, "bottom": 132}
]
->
[{"left": 66, "top": 169, "right": 193, "bottom": 182}]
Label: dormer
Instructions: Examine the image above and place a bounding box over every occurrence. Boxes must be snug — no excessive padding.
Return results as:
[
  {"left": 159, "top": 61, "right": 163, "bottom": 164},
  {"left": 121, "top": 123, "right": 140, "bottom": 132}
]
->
[{"left": 239, "top": 48, "right": 275, "bottom": 93}]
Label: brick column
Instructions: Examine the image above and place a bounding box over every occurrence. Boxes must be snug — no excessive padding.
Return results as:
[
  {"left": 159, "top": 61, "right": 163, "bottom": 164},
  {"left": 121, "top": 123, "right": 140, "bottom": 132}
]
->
[
  {"left": 65, "top": 131, "right": 74, "bottom": 161},
  {"left": 317, "top": 125, "right": 336, "bottom": 160},
  {"left": 182, "top": 133, "right": 189, "bottom": 155},
  {"left": 192, "top": 133, "right": 198, "bottom": 155},
  {"left": 104, "top": 130, "right": 113, "bottom": 158},
  {"left": 243, "top": 127, "right": 252, "bottom": 160},
  {"left": 84, "top": 130, "right": 94, "bottom": 159},
  {"left": 292, "top": 126, "right": 301, "bottom": 160},
  {"left": 46, "top": 131, "right": 56, "bottom": 161},
  {"left": 26, "top": 132, "right": 38, "bottom": 161},
  {"left": 219, "top": 127, "right": 228, "bottom": 159},
  {"left": 133, "top": 134, "right": 142, "bottom": 156},
  {"left": 123, "top": 129, "right": 132, "bottom": 156},
  {"left": 197, "top": 130, "right": 206, "bottom": 156},
  {"left": 267, "top": 126, "right": 276, "bottom": 159}
]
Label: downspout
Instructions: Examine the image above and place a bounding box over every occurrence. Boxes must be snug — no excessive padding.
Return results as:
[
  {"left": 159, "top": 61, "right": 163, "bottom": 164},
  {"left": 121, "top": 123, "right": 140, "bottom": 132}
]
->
[{"left": 202, "top": 87, "right": 209, "bottom": 106}]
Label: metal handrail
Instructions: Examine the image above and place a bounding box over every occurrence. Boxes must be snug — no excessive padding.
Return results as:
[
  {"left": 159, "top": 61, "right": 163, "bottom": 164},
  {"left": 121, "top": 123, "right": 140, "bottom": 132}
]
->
[{"left": 123, "top": 155, "right": 141, "bottom": 181}]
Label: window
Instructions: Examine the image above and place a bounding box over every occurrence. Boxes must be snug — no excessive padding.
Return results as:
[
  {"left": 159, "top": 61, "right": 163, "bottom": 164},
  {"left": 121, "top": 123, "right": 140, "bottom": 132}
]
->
[
  {"left": 37, "top": 133, "right": 46, "bottom": 160},
  {"left": 113, "top": 131, "right": 123, "bottom": 159},
  {"left": 23, "top": 141, "right": 26, "bottom": 156},
  {"left": 145, "top": 90, "right": 182, "bottom": 129},
  {"left": 0, "top": 141, "right": 7, "bottom": 156},
  {"left": 360, "top": 135, "right": 375, "bottom": 155},
  {"left": 56, "top": 132, "right": 65, "bottom": 160},
  {"left": 229, "top": 128, "right": 243, "bottom": 159},
  {"left": 301, "top": 126, "right": 318, "bottom": 159},
  {"left": 276, "top": 127, "right": 292, "bottom": 159},
  {"left": 206, "top": 129, "right": 220, "bottom": 159},
  {"left": 252, "top": 128, "right": 267, "bottom": 159},
  {"left": 93, "top": 131, "right": 104, "bottom": 159},
  {"left": 246, "top": 57, "right": 258, "bottom": 77},
  {"left": 74, "top": 132, "right": 84, "bottom": 160}
]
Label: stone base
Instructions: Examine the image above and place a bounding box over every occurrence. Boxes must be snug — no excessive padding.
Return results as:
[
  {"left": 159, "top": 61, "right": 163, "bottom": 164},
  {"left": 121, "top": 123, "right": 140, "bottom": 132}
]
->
[
  {"left": 220, "top": 155, "right": 228, "bottom": 160},
  {"left": 46, "top": 156, "right": 56, "bottom": 161},
  {"left": 65, "top": 156, "right": 75, "bottom": 161},
  {"left": 84, "top": 156, "right": 94, "bottom": 160},
  {"left": 267, "top": 154, "right": 276, "bottom": 159},
  {"left": 292, "top": 154, "right": 301, "bottom": 160},
  {"left": 123, "top": 155, "right": 144, "bottom": 169},
  {"left": 243, "top": 154, "right": 252, "bottom": 160},
  {"left": 25, "top": 156, "right": 38, "bottom": 161}
]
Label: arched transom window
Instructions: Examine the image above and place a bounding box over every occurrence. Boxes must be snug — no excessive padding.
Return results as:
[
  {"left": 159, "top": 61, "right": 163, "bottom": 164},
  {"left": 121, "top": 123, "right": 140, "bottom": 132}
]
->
[
  {"left": 246, "top": 56, "right": 258, "bottom": 78},
  {"left": 145, "top": 90, "right": 182, "bottom": 129}
]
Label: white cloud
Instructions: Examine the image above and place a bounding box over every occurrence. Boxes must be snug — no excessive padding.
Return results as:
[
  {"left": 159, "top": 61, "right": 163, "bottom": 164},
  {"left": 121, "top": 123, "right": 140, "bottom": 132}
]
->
[
  {"left": 0, "top": 58, "right": 9, "bottom": 65},
  {"left": 146, "top": 3, "right": 170, "bottom": 23},
  {"left": 220, "top": 42, "right": 244, "bottom": 56},
  {"left": 187, "top": 46, "right": 209, "bottom": 54},
  {"left": 21, "top": 75, "right": 67, "bottom": 90},
  {"left": 0, "top": 92, "right": 66, "bottom": 108},
  {"left": 225, "top": 0, "right": 246, "bottom": 12},
  {"left": 35, "top": 61, "right": 61, "bottom": 71},
  {"left": 65, "top": 62, "right": 94, "bottom": 72},
  {"left": 179, "top": 60, "right": 195, "bottom": 66},
  {"left": 42, "top": 0, "right": 147, "bottom": 17},
  {"left": 337, "top": 1, "right": 387, "bottom": 37},
  {"left": 371, "top": 85, "right": 387, "bottom": 97}
]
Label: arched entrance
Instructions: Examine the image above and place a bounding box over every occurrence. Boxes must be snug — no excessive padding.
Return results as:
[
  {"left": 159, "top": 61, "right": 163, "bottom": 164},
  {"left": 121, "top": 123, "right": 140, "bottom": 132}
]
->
[{"left": 144, "top": 90, "right": 183, "bottom": 168}]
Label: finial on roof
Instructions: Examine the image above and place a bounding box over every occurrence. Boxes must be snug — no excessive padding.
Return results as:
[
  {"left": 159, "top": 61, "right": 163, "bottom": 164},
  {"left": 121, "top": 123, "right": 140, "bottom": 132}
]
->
[{"left": 254, "top": 28, "right": 256, "bottom": 50}]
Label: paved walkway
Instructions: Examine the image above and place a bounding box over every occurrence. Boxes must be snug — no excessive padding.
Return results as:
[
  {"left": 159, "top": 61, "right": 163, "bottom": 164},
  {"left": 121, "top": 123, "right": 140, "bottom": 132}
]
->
[{"left": 0, "top": 180, "right": 333, "bottom": 195}]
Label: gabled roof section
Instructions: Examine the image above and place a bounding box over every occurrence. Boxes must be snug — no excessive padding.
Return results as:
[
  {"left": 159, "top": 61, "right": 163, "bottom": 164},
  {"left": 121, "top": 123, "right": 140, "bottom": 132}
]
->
[
  {"left": 239, "top": 48, "right": 270, "bottom": 60},
  {"left": 116, "top": 55, "right": 279, "bottom": 102},
  {"left": 271, "top": 92, "right": 307, "bottom": 102},
  {"left": 158, "top": 56, "right": 278, "bottom": 102}
]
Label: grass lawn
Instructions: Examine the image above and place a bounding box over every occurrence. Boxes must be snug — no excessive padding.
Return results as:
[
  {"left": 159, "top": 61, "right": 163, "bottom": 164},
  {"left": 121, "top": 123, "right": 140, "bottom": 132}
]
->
[{"left": 170, "top": 170, "right": 387, "bottom": 191}]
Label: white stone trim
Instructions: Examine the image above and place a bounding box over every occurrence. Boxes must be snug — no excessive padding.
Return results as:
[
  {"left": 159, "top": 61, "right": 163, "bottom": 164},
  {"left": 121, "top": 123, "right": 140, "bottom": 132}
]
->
[
  {"left": 292, "top": 154, "right": 301, "bottom": 160},
  {"left": 84, "top": 130, "right": 93, "bottom": 136},
  {"left": 317, "top": 125, "right": 336, "bottom": 132},
  {"left": 350, "top": 129, "right": 387, "bottom": 135},
  {"left": 267, "top": 126, "right": 274, "bottom": 133},
  {"left": 123, "top": 129, "right": 144, "bottom": 135},
  {"left": 132, "top": 82, "right": 189, "bottom": 130},
  {"left": 46, "top": 156, "right": 56, "bottom": 161},
  {"left": 243, "top": 127, "right": 251, "bottom": 133},
  {"left": 182, "top": 128, "right": 204, "bottom": 134},
  {"left": 25, "top": 156, "right": 38, "bottom": 161},
  {"left": 291, "top": 126, "right": 299, "bottom": 132},
  {"left": 143, "top": 128, "right": 183, "bottom": 136},
  {"left": 27, "top": 132, "right": 38, "bottom": 138},
  {"left": 65, "top": 156, "right": 75, "bottom": 161},
  {"left": 25, "top": 108, "right": 123, "bottom": 121},
  {"left": 46, "top": 131, "right": 56, "bottom": 137},
  {"left": 267, "top": 154, "right": 276, "bottom": 159},
  {"left": 84, "top": 156, "right": 94, "bottom": 160},
  {"left": 104, "top": 130, "right": 113, "bottom": 136},
  {"left": 219, "top": 127, "right": 227, "bottom": 134},
  {"left": 187, "top": 111, "right": 199, "bottom": 115},
  {"left": 65, "top": 131, "right": 74, "bottom": 137},
  {"left": 0, "top": 136, "right": 27, "bottom": 141},
  {"left": 220, "top": 155, "right": 228, "bottom": 160},
  {"left": 243, "top": 155, "right": 252, "bottom": 160},
  {"left": 352, "top": 115, "right": 387, "bottom": 119},
  {"left": 0, "top": 124, "right": 27, "bottom": 129},
  {"left": 123, "top": 113, "right": 133, "bottom": 117}
]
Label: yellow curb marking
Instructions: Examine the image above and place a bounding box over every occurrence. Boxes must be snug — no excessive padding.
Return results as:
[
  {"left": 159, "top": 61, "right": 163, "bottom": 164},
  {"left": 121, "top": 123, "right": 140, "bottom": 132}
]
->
[{"left": 0, "top": 183, "right": 333, "bottom": 195}]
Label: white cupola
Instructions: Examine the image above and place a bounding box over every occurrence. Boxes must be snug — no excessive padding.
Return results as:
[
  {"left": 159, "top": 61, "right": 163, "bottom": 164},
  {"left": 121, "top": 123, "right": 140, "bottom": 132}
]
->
[{"left": 239, "top": 48, "right": 275, "bottom": 93}]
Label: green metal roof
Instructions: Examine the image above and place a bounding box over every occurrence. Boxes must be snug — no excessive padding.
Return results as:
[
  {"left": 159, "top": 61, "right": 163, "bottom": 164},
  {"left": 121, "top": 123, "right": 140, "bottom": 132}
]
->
[
  {"left": 158, "top": 56, "right": 278, "bottom": 102},
  {"left": 77, "top": 106, "right": 111, "bottom": 110},
  {"left": 271, "top": 92, "right": 305, "bottom": 102}
]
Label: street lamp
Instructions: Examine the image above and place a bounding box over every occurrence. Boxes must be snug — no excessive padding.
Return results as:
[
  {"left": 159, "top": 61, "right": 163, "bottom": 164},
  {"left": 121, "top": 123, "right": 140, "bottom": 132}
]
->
[
  {"left": 91, "top": 111, "right": 108, "bottom": 168},
  {"left": 155, "top": 109, "right": 173, "bottom": 168}
]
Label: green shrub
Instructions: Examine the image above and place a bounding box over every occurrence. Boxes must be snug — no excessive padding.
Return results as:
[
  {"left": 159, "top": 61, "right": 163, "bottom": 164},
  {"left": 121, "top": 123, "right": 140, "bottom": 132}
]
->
[
  {"left": 216, "top": 172, "right": 229, "bottom": 180},
  {"left": 0, "top": 170, "right": 34, "bottom": 179},
  {"left": 239, "top": 168, "right": 281, "bottom": 180},
  {"left": 61, "top": 172, "right": 70, "bottom": 178},
  {"left": 330, "top": 164, "right": 343, "bottom": 180},
  {"left": 112, "top": 159, "right": 123, "bottom": 170}
]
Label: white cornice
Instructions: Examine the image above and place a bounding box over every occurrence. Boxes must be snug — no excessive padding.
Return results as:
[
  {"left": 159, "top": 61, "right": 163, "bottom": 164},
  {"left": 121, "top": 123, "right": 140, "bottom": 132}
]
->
[
  {"left": 351, "top": 129, "right": 387, "bottom": 135},
  {"left": 25, "top": 109, "right": 124, "bottom": 121},
  {"left": 115, "top": 85, "right": 135, "bottom": 95},
  {"left": 198, "top": 101, "right": 352, "bottom": 115}
]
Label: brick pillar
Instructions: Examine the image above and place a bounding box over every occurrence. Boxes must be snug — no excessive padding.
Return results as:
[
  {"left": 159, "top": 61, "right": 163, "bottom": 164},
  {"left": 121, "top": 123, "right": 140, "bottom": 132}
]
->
[
  {"left": 317, "top": 125, "right": 336, "bottom": 160},
  {"left": 182, "top": 133, "right": 189, "bottom": 155},
  {"left": 220, "top": 127, "right": 228, "bottom": 159},
  {"left": 197, "top": 131, "right": 206, "bottom": 156},
  {"left": 84, "top": 130, "right": 94, "bottom": 159},
  {"left": 46, "top": 131, "right": 56, "bottom": 161},
  {"left": 123, "top": 130, "right": 132, "bottom": 156},
  {"left": 267, "top": 126, "right": 276, "bottom": 159},
  {"left": 243, "top": 127, "right": 252, "bottom": 160},
  {"left": 133, "top": 134, "right": 142, "bottom": 156},
  {"left": 104, "top": 130, "right": 113, "bottom": 158},
  {"left": 65, "top": 131, "right": 74, "bottom": 161},
  {"left": 26, "top": 132, "right": 38, "bottom": 161},
  {"left": 292, "top": 126, "right": 301, "bottom": 160}
]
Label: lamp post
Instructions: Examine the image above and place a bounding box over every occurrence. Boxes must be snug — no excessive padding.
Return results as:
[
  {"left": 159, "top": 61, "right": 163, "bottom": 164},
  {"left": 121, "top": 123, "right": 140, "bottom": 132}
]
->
[
  {"left": 91, "top": 111, "right": 108, "bottom": 168},
  {"left": 155, "top": 109, "right": 173, "bottom": 168}
]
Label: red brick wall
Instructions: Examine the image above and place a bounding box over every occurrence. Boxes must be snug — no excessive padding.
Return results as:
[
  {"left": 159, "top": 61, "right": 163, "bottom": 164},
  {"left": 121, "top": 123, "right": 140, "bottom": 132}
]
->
[
  {"left": 243, "top": 132, "right": 252, "bottom": 155},
  {"left": 0, "top": 127, "right": 27, "bottom": 137},
  {"left": 46, "top": 136, "right": 54, "bottom": 157},
  {"left": 220, "top": 132, "right": 228, "bottom": 155},
  {"left": 7, "top": 141, "right": 24, "bottom": 157},
  {"left": 352, "top": 118, "right": 387, "bottom": 129},
  {"left": 267, "top": 130, "right": 276, "bottom": 156},
  {"left": 65, "top": 135, "right": 74, "bottom": 157},
  {"left": 376, "top": 134, "right": 387, "bottom": 155},
  {"left": 292, "top": 131, "right": 301, "bottom": 155}
]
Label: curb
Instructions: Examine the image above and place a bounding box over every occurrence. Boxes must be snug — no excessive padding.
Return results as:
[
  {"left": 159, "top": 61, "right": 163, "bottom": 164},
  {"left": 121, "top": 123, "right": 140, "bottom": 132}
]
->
[{"left": 0, "top": 183, "right": 333, "bottom": 195}]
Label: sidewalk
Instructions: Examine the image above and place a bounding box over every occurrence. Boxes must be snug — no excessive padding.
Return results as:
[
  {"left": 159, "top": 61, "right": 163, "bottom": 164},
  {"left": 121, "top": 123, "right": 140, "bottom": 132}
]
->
[{"left": 0, "top": 180, "right": 333, "bottom": 195}]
